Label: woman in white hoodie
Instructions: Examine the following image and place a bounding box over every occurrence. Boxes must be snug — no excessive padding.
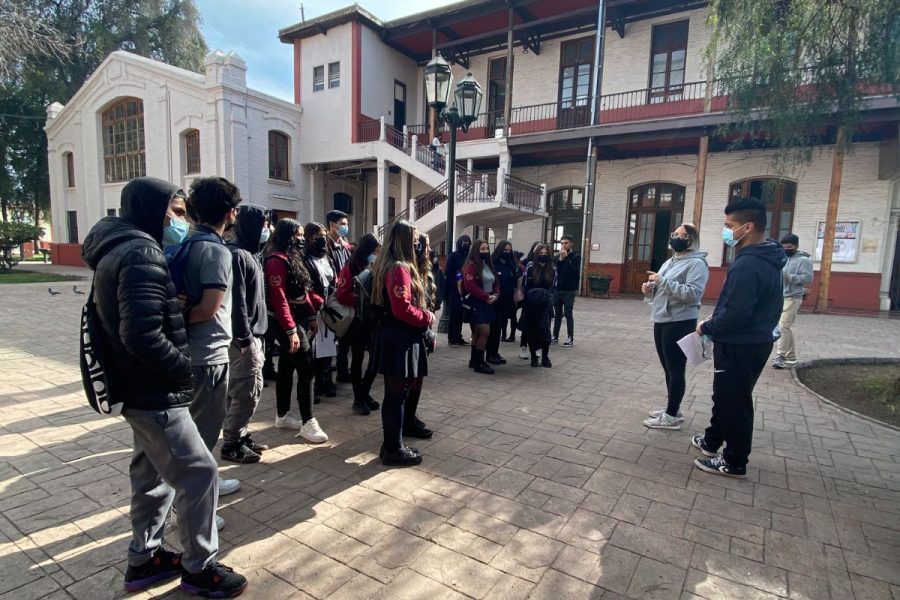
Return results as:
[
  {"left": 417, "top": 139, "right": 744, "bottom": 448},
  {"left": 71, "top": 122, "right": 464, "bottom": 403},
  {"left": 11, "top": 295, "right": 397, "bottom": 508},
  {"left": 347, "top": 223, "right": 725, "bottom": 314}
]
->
[{"left": 642, "top": 224, "right": 709, "bottom": 430}]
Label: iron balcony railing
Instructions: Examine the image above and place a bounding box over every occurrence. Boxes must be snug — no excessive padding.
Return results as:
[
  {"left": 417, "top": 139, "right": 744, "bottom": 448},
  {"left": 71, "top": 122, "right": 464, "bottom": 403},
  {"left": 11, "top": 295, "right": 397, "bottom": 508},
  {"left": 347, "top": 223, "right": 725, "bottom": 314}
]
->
[
  {"left": 503, "top": 174, "right": 542, "bottom": 212},
  {"left": 377, "top": 207, "right": 410, "bottom": 237}
]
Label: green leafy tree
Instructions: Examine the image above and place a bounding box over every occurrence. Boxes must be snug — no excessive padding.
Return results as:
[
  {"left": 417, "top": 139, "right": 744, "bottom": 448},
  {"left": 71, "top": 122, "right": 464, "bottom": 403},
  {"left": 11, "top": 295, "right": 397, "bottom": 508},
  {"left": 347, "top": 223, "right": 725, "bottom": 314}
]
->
[
  {"left": 0, "top": 0, "right": 207, "bottom": 233},
  {"left": 0, "top": 221, "right": 44, "bottom": 271},
  {"left": 706, "top": 0, "right": 899, "bottom": 310}
]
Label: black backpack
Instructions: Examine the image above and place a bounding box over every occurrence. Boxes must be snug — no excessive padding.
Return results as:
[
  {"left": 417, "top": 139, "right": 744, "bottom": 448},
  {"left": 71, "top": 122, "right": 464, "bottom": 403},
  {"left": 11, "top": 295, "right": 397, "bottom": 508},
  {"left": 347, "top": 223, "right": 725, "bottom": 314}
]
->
[
  {"left": 353, "top": 269, "right": 385, "bottom": 327},
  {"left": 79, "top": 287, "right": 122, "bottom": 416},
  {"left": 165, "top": 231, "right": 224, "bottom": 295}
]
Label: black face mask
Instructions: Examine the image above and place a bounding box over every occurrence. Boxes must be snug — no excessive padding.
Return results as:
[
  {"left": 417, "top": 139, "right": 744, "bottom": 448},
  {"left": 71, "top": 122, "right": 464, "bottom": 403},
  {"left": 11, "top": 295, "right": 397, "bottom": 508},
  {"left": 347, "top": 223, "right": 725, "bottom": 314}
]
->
[
  {"left": 501, "top": 251, "right": 512, "bottom": 261},
  {"left": 479, "top": 252, "right": 490, "bottom": 261},
  {"left": 460, "top": 245, "right": 471, "bottom": 256},
  {"left": 537, "top": 256, "right": 548, "bottom": 264},
  {"left": 784, "top": 249, "right": 797, "bottom": 257},
  {"left": 669, "top": 237, "right": 690, "bottom": 253},
  {"left": 312, "top": 237, "right": 327, "bottom": 255}
]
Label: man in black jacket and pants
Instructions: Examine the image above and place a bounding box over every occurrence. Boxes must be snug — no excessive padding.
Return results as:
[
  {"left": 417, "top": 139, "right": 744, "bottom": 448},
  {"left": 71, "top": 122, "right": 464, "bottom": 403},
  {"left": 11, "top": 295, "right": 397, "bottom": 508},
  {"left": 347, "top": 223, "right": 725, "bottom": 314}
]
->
[
  {"left": 221, "top": 205, "right": 270, "bottom": 464},
  {"left": 81, "top": 178, "right": 246, "bottom": 597},
  {"left": 553, "top": 234, "right": 581, "bottom": 347},
  {"left": 692, "top": 197, "right": 786, "bottom": 478},
  {"left": 444, "top": 234, "right": 471, "bottom": 345}
]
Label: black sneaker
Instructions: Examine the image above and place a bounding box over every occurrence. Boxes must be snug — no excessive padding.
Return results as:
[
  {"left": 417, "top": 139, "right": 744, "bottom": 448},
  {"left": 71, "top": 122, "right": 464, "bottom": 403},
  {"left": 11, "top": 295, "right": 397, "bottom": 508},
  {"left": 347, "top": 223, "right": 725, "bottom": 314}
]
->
[
  {"left": 403, "top": 420, "right": 433, "bottom": 439},
  {"left": 322, "top": 384, "right": 337, "bottom": 397},
  {"left": 541, "top": 356, "right": 552, "bottom": 368},
  {"left": 382, "top": 446, "right": 423, "bottom": 467},
  {"left": 364, "top": 396, "right": 380, "bottom": 410},
  {"left": 550, "top": 337, "right": 559, "bottom": 345},
  {"left": 181, "top": 562, "right": 247, "bottom": 597},
  {"left": 379, "top": 443, "right": 420, "bottom": 460},
  {"left": 694, "top": 455, "right": 747, "bottom": 478},
  {"left": 241, "top": 435, "right": 268, "bottom": 453},
  {"left": 531, "top": 356, "right": 540, "bottom": 368},
  {"left": 486, "top": 354, "right": 507, "bottom": 365},
  {"left": 690, "top": 435, "right": 718, "bottom": 457},
  {"left": 262, "top": 366, "right": 277, "bottom": 380},
  {"left": 124, "top": 548, "right": 185, "bottom": 592},
  {"left": 352, "top": 400, "right": 371, "bottom": 416},
  {"left": 220, "top": 443, "right": 261, "bottom": 464},
  {"left": 336, "top": 373, "right": 352, "bottom": 383}
]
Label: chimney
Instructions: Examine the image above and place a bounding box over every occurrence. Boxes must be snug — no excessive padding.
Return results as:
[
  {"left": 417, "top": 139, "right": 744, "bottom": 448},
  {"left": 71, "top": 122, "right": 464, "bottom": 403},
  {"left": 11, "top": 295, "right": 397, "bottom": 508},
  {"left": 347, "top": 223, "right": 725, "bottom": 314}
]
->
[{"left": 204, "top": 50, "right": 247, "bottom": 90}]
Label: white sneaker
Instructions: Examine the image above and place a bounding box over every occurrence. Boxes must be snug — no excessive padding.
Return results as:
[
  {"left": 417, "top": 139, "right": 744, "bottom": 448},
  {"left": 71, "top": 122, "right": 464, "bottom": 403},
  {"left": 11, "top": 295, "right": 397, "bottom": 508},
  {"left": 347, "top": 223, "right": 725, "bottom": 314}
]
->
[
  {"left": 215, "top": 514, "right": 225, "bottom": 531},
  {"left": 218, "top": 478, "right": 240, "bottom": 496},
  {"left": 562, "top": 337, "right": 574, "bottom": 347},
  {"left": 643, "top": 413, "right": 682, "bottom": 430},
  {"left": 648, "top": 407, "right": 684, "bottom": 422},
  {"left": 519, "top": 347, "right": 529, "bottom": 360},
  {"left": 298, "top": 418, "right": 328, "bottom": 444},
  {"left": 275, "top": 412, "right": 304, "bottom": 429}
]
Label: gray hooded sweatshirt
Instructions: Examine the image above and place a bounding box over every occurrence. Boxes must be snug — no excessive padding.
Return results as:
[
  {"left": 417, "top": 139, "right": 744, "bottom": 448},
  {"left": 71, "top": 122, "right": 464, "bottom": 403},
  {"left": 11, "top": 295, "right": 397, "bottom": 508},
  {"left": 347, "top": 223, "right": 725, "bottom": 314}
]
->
[
  {"left": 646, "top": 249, "right": 710, "bottom": 323},
  {"left": 782, "top": 251, "right": 813, "bottom": 297}
]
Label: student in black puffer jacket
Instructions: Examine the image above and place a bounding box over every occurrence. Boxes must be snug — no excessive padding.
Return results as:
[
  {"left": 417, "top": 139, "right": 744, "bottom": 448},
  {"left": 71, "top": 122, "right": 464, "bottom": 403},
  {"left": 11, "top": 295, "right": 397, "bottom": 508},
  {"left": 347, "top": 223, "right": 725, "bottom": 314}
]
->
[{"left": 81, "top": 177, "right": 247, "bottom": 598}]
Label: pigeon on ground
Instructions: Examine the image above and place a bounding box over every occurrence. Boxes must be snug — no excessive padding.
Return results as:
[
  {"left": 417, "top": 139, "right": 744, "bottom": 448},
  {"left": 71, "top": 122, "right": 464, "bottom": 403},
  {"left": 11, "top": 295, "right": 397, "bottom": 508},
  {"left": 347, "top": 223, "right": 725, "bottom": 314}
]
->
[
  {"left": 48, "top": 288, "right": 61, "bottom": 295},
  {"left": 73, "top": 285, "right": 85, "bottom": 295}
]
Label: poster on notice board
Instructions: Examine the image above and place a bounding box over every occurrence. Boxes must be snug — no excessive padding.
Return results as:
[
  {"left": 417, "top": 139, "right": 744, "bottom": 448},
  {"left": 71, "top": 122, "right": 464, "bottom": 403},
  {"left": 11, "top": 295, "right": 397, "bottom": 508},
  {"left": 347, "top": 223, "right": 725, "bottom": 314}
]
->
[{"left": 814, "top": 220, "right": 860, "bottom": 263}]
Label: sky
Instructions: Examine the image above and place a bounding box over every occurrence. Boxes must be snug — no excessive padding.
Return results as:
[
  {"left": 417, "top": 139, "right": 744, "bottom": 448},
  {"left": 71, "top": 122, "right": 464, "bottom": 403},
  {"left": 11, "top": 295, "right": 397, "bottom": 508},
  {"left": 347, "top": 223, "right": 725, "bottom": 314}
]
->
[{"left": 195, "top": 0, "right": 458, "bottom": 101}]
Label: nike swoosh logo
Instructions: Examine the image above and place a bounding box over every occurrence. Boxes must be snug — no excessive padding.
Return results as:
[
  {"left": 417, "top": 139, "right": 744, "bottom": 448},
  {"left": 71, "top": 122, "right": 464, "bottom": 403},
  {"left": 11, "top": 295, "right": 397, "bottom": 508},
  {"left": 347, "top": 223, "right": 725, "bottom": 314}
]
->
[{"left": 714, "top": 369, "right": 726, "bottom": 373}]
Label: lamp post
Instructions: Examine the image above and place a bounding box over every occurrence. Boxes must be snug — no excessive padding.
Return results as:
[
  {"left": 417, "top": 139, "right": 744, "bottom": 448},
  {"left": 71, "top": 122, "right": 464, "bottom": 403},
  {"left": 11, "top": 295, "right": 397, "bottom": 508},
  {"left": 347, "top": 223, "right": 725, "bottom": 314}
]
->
[{"left": 424, "top": 53, "right": 483, "bottom": 249}]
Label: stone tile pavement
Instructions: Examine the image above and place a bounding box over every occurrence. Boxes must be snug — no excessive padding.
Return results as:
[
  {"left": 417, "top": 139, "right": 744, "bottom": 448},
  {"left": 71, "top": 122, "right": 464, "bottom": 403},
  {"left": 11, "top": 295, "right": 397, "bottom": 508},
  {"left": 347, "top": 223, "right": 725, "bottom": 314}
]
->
[{"left": 1, "top": 280, "right": 899, "bottom": 599}]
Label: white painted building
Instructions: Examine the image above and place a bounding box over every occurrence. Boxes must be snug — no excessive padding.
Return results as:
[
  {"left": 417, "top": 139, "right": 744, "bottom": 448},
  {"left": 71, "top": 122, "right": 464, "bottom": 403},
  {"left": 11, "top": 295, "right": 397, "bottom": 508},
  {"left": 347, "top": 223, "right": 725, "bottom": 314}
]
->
[{"left": 45, "top": 50, "right": 305, "bottom": 265}]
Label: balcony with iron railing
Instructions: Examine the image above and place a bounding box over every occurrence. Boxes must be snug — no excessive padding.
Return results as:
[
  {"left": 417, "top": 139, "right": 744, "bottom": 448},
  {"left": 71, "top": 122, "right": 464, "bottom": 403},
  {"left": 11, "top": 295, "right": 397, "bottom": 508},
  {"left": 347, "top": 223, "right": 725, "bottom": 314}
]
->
[{"left": 394, "top": 80, "right": 728, "bottom": 143}]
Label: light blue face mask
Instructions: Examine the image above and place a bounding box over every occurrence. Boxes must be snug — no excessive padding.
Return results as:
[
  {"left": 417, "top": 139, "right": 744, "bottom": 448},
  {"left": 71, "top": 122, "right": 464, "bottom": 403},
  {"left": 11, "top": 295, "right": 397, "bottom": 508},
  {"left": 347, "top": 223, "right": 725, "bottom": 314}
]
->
[
  {"left": 367, "top": 254, "right": 377, "bottom": 264},
  {"left": 259, "top": 228, "right": 270, "bottom": 244},
  {"left": 722, "top": 224, "right": 747, "bottom": 248},
  {"left": 338, "top": 225, "right": 349, "bottom": 237},
  {"left": 163, "top": 217, "right": 189, "bottom": 247}
]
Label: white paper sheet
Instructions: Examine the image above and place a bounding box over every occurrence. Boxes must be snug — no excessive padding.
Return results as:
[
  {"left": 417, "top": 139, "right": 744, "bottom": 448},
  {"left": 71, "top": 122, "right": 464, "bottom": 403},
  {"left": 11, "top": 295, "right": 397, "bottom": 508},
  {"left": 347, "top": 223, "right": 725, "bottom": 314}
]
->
[
  {"left": 677, "top": 331, "right": 710, "bottom": 366},
  {"left": 313, "top": 315, "right": 337, "bottom": 358}
]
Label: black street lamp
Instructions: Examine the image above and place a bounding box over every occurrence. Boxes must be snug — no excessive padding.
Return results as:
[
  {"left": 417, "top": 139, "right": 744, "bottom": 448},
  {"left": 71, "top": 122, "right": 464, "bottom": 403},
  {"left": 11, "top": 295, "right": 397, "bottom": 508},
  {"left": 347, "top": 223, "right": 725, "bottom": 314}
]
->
[{"left": 424, "top": 53, "right": 483, "bottom": 247}]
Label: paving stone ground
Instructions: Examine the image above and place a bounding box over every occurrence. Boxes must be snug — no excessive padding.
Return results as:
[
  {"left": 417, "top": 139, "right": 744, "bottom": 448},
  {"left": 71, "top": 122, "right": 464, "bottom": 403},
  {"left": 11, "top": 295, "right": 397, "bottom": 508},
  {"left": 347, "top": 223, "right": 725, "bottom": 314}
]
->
[{"left": 2, "top": 276, "right": 900, "bottom": 600}]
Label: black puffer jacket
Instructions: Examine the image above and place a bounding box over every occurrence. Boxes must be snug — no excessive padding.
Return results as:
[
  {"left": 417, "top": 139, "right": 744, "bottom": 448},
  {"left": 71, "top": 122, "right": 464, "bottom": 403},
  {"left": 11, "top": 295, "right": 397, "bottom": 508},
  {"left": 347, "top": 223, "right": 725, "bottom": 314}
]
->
[{"left": 81, "top": 177, "right": 192, "bottom": 410}]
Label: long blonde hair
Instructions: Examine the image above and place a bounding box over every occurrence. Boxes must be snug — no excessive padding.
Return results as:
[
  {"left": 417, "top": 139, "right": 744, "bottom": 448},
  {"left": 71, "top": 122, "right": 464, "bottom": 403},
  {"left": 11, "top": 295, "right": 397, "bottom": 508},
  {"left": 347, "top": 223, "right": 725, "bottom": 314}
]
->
[
  {"left": 416, "top": 233, "right": 436, "bottom": 309},
  {"left": 371, "top": 220, "right": 425, "bottom": 309}
]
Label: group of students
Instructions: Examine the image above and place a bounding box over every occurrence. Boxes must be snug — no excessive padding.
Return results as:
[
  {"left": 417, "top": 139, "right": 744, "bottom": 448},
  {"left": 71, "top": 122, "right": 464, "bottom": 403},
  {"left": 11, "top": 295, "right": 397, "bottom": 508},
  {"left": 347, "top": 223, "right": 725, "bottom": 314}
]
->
[
  {"left": 80, "top": 175, "right": 442, "bottom": 597},
  {"left": 442, "top": 233, "right": 582, "bottom": 372}
]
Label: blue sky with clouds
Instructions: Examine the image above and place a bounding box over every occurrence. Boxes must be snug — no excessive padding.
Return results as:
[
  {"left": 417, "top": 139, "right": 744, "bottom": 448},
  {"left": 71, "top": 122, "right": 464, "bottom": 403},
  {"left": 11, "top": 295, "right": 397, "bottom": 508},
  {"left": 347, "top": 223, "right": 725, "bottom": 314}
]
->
[{"left": 195, "top": 0, "right": 457, "bottom": 101}]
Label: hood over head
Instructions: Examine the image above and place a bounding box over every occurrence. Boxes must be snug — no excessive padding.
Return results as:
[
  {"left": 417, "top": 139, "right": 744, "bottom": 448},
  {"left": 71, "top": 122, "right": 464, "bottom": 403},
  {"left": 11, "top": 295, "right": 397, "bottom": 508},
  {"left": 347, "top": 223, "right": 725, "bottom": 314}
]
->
[
  {"left": 231, "top": 204, "right": 267, "bottom": 252},
  {"left": 81, "top": 217, "right": 151, "bottom": 270},
  {"left": 736, "top": 239, "right": 787, "bottom": 271},
  {"left": 455, "top": 234, "right": 472, "bottom": 253},
  {"left": 120, "top": 177, "right": 184, "bottom": 244}
]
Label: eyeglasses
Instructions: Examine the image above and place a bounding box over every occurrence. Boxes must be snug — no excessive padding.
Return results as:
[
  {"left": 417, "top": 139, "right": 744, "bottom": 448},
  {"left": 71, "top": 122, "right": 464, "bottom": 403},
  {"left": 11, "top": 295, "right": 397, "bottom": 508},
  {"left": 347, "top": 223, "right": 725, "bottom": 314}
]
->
[{"left": 670, "top": 233, "right": 690, "bottom": 240}]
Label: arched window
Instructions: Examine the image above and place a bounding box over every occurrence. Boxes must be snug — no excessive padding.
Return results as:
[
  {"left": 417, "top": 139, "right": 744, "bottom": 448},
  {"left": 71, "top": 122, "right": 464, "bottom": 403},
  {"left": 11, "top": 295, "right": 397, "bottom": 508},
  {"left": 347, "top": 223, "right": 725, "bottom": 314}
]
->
[
  {"left": 268, "top": 131, "right": 290, "bottom": 181},
  {"left": 101, "top": 98, "right": 145, "bottom": 183},
  {"left": 63, "top": 152, "right": 75, "bottom": 188},
  {"left": 545, "top": 187, "right": 584, "bottom": 251},
  {"left": 183, "top": 129, "right": 201, "bottom": 174}
]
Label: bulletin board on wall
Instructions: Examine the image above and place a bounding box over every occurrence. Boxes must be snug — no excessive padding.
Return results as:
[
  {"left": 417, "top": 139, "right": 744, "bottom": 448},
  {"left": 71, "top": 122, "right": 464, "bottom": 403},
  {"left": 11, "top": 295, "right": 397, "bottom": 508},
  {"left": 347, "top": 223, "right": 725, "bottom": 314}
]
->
[{"left": 814, "top": 220, "right": 860, "bottom": 263}]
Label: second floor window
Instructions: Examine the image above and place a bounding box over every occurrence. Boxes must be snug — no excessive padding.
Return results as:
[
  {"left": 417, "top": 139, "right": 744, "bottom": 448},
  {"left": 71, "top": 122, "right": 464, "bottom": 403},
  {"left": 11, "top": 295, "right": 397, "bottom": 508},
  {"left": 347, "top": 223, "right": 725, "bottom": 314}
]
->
[
  {"left": 313, "top": 66, "right": 324, "bottom": 92},
  {"left": 328, "top": 62, "right": 340, "bottom": 88},
  {"left": 649, "top": 20, "right": 689, "bottom": 103},
  {"left": 64, "top": 152, "right": 75, "bottom": 188},
  {"left": 183, "top": 129, "right": 201, "bottom": 174},
  {"left": 268, "top": 131, "right": 290, "bottom": 181},
  {"left": 101, "top": 97, "right": 145, "bottom": 183},
  {"left": 559, "top": 37, "right": 594, "bottom": 110}
]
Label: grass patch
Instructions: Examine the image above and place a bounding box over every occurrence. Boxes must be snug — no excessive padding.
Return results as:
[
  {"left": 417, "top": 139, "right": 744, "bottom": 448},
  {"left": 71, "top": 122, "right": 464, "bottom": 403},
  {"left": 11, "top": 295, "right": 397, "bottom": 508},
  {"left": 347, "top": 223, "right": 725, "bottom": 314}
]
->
[
  {"left": 0, "top": 271, "right": 84, "bottom": 284},
  {"left": 799, "top": 363, "right": 900, "bottom": 427}
]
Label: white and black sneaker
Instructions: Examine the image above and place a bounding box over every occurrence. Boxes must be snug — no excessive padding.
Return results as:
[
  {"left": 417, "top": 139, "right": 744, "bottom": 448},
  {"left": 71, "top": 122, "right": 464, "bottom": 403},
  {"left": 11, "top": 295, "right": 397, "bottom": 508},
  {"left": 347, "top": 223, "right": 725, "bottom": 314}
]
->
[
  {"left": 690, "top": 435, "right": 717, "bottom": 457},
  {"left": 562, "top": 337, "right": 574, "bottom": 348},
  {"left": 648, "top": 407, "right": 684, "bottom": 422},
  {"left": 694, "top": 455, "right": 746, "bottom": 478},
  {"left": 643, "top": 412, "right": 681, "bottom": 430}
]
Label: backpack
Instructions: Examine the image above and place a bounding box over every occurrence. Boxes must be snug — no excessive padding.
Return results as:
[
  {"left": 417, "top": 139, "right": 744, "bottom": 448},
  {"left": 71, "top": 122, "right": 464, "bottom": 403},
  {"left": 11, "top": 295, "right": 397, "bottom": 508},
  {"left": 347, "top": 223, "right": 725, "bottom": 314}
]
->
[
  {"left": 321, "top": 293, "right": 355, "bottom": 337},
  {"left": 79, "top": 287, "right": 122, "bottom": 416},
  {"left": 353, "top": 269, "right": 385, "bottom": 327},
  {"left": 165, "top": 231, "right": 224, "bottom": 295}
]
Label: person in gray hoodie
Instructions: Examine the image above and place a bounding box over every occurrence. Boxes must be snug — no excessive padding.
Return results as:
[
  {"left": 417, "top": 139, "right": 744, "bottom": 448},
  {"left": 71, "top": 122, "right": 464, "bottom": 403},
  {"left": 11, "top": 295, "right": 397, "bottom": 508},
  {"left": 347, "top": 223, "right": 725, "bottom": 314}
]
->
[
  {"left": 642, "top": 223, "right": 709, "bottom": 430},
  {"left": 773, "top": 233, "right": 813, "bottom": 369}
]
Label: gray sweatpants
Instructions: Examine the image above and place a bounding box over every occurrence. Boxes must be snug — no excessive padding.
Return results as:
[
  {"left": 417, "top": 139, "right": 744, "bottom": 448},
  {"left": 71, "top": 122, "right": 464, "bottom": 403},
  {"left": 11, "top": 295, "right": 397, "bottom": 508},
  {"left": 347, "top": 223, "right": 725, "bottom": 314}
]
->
[
  {"left": 190, "top": 364, "right": 229, "bottom": 451},
  {"left": 223, "top": 337, "right": 264, "bottom": 445},
  {"left": 123, "top": 407, "right": 218, "bottom": 574}
]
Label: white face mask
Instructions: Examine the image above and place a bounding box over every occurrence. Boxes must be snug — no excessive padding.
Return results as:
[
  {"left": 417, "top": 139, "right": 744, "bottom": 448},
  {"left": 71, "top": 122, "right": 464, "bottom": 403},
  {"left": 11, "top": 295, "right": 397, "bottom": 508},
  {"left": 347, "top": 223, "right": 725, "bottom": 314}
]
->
[{"left": 259, "top": 228, "right": 270, "bottom": 244}]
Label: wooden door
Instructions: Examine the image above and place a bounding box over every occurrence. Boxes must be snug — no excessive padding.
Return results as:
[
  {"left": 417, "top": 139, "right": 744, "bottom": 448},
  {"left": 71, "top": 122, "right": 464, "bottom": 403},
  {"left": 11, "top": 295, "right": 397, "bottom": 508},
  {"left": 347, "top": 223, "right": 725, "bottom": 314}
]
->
[
  {"left": 622, "top": 183, "right": 686, "bottom": 294},
  {"left": 393, "top": 81, "right": 406, "bottom": 129},
  {"left": 558, "top": 37, "right": 593, "bottom": 129}
]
